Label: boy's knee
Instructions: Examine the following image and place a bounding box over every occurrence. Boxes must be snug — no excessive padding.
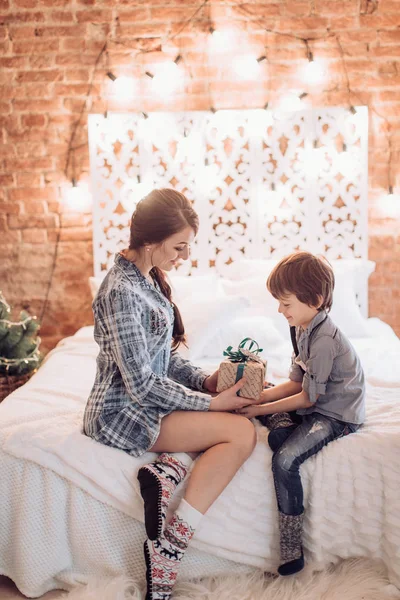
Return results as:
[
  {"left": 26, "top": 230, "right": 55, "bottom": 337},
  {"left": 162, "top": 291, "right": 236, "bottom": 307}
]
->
[
  {"left": 268, "top": 425, "right": 296, "bottom": 453},
  {"left": 268, "top": 429, "right": 284, "bottom": 452},
  {"left": 272, "top": 446, "right": 296, "bottom": 473}
]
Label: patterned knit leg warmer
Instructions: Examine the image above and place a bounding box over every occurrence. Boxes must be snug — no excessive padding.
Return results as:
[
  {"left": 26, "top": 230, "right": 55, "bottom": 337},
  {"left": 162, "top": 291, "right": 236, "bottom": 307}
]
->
[
  {"left": 144, "top": 499, "right": 202, "bottom": 600},
  {"left": 138, "top": 453, "right": 191, "bottom": 540},
  {"left": 278, "top": 511, "right": 305, "bottom": 576}
]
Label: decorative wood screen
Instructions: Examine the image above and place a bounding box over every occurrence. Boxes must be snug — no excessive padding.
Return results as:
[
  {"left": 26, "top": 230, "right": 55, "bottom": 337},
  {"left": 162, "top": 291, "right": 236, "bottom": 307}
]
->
[{"left": 88, "top": 107, "right": 368, "bottom": 300}]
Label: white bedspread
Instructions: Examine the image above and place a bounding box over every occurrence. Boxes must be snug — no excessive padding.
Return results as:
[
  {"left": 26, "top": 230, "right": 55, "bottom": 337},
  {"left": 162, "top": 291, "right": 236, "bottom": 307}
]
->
[{"left": 1, "top": 323, "right": 400, "bottom": 586}]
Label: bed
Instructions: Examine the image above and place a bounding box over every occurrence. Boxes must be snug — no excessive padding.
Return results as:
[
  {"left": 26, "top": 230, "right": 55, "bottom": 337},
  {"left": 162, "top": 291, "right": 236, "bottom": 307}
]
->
[
  {"left": 1, "top": 257, "right": 400, "bottom": 597},
  {"left": 2, "top": 108, "right": 400, "bottom": 596}
]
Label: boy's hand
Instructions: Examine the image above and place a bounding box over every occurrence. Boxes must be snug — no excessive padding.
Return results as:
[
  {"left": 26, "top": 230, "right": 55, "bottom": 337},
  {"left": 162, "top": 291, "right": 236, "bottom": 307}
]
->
[
  {"left": 236, "top": 404, "right": 262, "bottom": 419},
  {"left": 258, "top": 387, "right": 275, "bottom": 404}
]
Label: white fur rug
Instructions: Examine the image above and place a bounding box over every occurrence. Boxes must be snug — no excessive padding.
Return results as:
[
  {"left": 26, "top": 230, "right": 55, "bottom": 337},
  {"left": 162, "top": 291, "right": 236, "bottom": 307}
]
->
[{"left": 65, "top": 559, "right": 400, "bottom": 600}]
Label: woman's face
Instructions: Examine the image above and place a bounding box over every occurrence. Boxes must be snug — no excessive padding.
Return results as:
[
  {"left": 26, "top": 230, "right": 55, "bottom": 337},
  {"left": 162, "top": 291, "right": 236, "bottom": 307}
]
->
[{"left": 150, "top": 226, "right": 195, "bottom": 271}]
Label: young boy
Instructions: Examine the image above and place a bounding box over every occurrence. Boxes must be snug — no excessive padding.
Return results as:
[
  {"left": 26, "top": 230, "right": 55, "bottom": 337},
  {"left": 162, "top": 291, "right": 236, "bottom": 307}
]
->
[{"left": 237, "top": 251, "right": 365, "bottom": 576}]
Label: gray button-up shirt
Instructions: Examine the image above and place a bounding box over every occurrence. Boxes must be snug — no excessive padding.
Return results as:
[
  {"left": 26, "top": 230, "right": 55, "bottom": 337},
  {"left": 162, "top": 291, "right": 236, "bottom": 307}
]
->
[
  {"left": 83, "top": 253, "right": 211, "bottom": 457},
  {"left": 289, "top": 311, "right": 365, "bottom": 425}
]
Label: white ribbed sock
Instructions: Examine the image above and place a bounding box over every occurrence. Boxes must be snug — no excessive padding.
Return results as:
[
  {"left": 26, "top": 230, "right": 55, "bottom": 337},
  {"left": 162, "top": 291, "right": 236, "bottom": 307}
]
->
[{"left": 175, "top": 498, "right": 204, "bottom": 530}]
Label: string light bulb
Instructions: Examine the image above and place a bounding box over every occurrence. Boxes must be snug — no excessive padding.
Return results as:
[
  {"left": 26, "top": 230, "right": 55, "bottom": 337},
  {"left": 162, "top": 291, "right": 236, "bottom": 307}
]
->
[
  {"left": 233, "top": 54, "right": 266, "bottom": 80},
  {"left": 344, "top": 106, "right": 365, "bottom": 139},
  {"left": 302, "top": 52, "right": 326, "bottom": 85},
  {"left": 148, "top": 55, "right": 183, "bottom": 96},
  {"left": 64, "top": 179, "right": 91, "bottom": 211},
  {"left": 208, "top": 29, "right": 235, "bottom": 53},
  {"left": 380, "top": 186, "right": 400, "bottom": 218},
  {"left": 114, "top": 76, "right": 136, "bottom": 101},
  {"left": 106, "top": 72, "right": 137, "bottom": 102},
  {"left": 347, "top": 106, "right": 362, "bottom": 126},
  {"left": 278, "top": 92, "right": 308, "bottom": 113}
]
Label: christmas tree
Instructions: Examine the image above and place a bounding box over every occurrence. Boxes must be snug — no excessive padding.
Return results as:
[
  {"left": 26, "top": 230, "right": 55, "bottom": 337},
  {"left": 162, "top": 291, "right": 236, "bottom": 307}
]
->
[{"left": 0, "top": 291, "right": 41, "bottom": 377}]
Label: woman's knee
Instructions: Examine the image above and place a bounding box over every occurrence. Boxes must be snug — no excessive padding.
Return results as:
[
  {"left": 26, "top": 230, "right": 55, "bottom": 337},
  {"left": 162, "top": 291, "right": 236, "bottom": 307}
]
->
[{"left": 232, "top": 416, "right": 257, "bottom": 457}]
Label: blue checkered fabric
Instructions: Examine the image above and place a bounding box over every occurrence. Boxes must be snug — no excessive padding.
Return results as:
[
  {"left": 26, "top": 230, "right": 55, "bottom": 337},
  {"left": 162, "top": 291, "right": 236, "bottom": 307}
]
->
[{"left": 83, "top": 253, "right": 211, "bottom": 457}]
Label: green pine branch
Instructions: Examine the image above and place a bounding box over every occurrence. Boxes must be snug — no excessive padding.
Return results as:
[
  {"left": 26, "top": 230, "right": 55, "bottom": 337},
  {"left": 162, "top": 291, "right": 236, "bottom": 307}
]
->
[{"left": 0, "top": 292, "right": 42, "bottom": 377}]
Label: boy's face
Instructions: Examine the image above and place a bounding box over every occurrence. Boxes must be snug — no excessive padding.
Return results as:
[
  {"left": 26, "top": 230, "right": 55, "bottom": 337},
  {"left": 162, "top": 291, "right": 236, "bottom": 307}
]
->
[{"left": 277, "top": 293, "right": 320, "bottom": 330}]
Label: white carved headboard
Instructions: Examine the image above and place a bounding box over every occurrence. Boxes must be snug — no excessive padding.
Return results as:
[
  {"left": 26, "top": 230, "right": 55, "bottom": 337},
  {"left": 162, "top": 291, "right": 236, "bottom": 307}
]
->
[{"left": 88, "top": 107, "right": 368, "bottom": 312}]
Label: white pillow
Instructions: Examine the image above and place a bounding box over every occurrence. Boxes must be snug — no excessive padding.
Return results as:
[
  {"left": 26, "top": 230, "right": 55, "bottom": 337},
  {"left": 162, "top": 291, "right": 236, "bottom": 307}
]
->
[
  {"left": 222, "top": 272, "right": 370, "bottom": 339},
  {"left": 222, "top": 257, "right": 376, "bottom": 338},
  {"left": 168, "top": 273, "right": 224, "bottom": 305},
  {"left": 221, "top": 277, "right": 289, "bottom": 337},
  {"left": 224, "top": 257, "right": 375, "bottom": 289},
  {"left": 180, "top": 294, "right": 250, "bottom": 361},
  {"left": 330, "top": 270, "right": 370, "bottom": 338},
  {"left": 202, "top": 315, "right": 285, "bottom": 361},
  {"left": 221, "top": 277, "right": 276, "bottom": 316},
  {"left": 330, "top": 259, "right": 375, "bottom": 283},
  {"left": 224, "top": 259, "right": 277, "bottom": 282}
]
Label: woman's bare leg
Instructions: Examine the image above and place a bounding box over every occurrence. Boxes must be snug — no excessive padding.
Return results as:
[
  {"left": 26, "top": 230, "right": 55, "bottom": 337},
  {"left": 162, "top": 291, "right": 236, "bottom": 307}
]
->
[
  {"left": 143, "top": 412, "right": 256, "bottom": 599},
  {"left": 149, "top": 411, "right": 256, "bottom": 514}
]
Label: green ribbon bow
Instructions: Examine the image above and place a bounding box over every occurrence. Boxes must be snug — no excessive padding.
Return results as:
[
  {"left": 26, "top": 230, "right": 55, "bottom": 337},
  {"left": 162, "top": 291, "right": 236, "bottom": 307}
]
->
[
  {"left": 223, "top": 337, "right": 263, "bottom": 363},
  {"left": 223, "top": 338, "right": 264, "bottom": 396}
]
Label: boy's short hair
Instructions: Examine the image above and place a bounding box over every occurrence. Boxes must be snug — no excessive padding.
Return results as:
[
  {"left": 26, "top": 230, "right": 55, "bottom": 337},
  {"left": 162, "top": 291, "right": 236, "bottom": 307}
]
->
[{"left": 267, "top": 251, "right": 335, "bottom": 312}]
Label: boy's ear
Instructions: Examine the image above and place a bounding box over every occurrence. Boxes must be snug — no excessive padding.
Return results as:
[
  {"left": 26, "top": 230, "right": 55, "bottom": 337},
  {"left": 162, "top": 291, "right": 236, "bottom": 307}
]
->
[{"left": 315, "top": 295, "right": 324, "bottom": 309}]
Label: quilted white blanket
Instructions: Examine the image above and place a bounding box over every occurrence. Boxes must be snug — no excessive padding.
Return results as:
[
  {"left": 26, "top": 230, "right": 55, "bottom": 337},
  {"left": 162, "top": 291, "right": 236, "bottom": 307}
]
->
[{"left": 1, "top": 325, "right": 400, "bottom": 588}]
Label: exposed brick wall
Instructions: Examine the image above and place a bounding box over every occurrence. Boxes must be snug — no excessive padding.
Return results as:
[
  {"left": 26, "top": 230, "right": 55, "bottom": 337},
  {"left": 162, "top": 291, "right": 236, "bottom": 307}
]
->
[{"left": 0, "top": 0, "right": 399, "bottom": 352}]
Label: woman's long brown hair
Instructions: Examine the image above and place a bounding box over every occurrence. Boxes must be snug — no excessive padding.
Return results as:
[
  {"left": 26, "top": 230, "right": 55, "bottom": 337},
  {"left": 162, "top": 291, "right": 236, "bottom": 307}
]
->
[{"left": 129, "top": 188, "right": 199, "bottom": 350}]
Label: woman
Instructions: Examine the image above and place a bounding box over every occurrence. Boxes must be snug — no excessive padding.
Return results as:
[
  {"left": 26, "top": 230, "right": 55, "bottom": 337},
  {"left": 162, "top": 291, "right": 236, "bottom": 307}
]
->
[{"left": 83, "top": 189, "right": 258, "bottom": 600}]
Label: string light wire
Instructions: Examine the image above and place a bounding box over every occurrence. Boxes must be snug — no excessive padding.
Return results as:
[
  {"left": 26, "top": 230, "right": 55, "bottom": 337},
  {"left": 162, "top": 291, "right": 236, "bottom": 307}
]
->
[{"left": 39, "top": 1, "right": 397, "bottom": 329}]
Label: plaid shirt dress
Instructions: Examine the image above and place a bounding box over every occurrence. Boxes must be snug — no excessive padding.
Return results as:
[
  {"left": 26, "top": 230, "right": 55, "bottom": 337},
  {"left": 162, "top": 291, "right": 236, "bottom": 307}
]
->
[{"left": 83, "top": 253, "right": 211, "bottom": 456}]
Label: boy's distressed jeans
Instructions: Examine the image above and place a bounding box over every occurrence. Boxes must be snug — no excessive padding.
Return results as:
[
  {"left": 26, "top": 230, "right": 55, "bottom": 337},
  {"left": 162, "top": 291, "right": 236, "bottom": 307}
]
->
[{"left": 270, "top": 413, "right": 359, "bottom": 516}]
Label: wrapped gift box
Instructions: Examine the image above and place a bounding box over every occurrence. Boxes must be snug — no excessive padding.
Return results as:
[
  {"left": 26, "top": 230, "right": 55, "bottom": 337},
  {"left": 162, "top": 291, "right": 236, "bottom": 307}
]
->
[{"left": 216, "top": 338, "right": 267, "bottom": 401}]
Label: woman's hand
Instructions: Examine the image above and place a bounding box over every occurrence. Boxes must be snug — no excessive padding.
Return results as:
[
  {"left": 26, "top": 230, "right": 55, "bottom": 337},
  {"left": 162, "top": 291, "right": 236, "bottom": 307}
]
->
[
  {"left": 203, "top": 370, "right": 219, "bottom": 394},
  {"left": 209, "top": 378, "right": 259, "bottom": 412}
]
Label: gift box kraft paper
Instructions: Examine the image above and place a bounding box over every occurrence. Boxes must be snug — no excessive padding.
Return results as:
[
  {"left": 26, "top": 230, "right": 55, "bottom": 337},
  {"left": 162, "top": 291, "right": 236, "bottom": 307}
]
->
[{"left": 216, "top": 358, "right": 267, "bottom": 400}]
